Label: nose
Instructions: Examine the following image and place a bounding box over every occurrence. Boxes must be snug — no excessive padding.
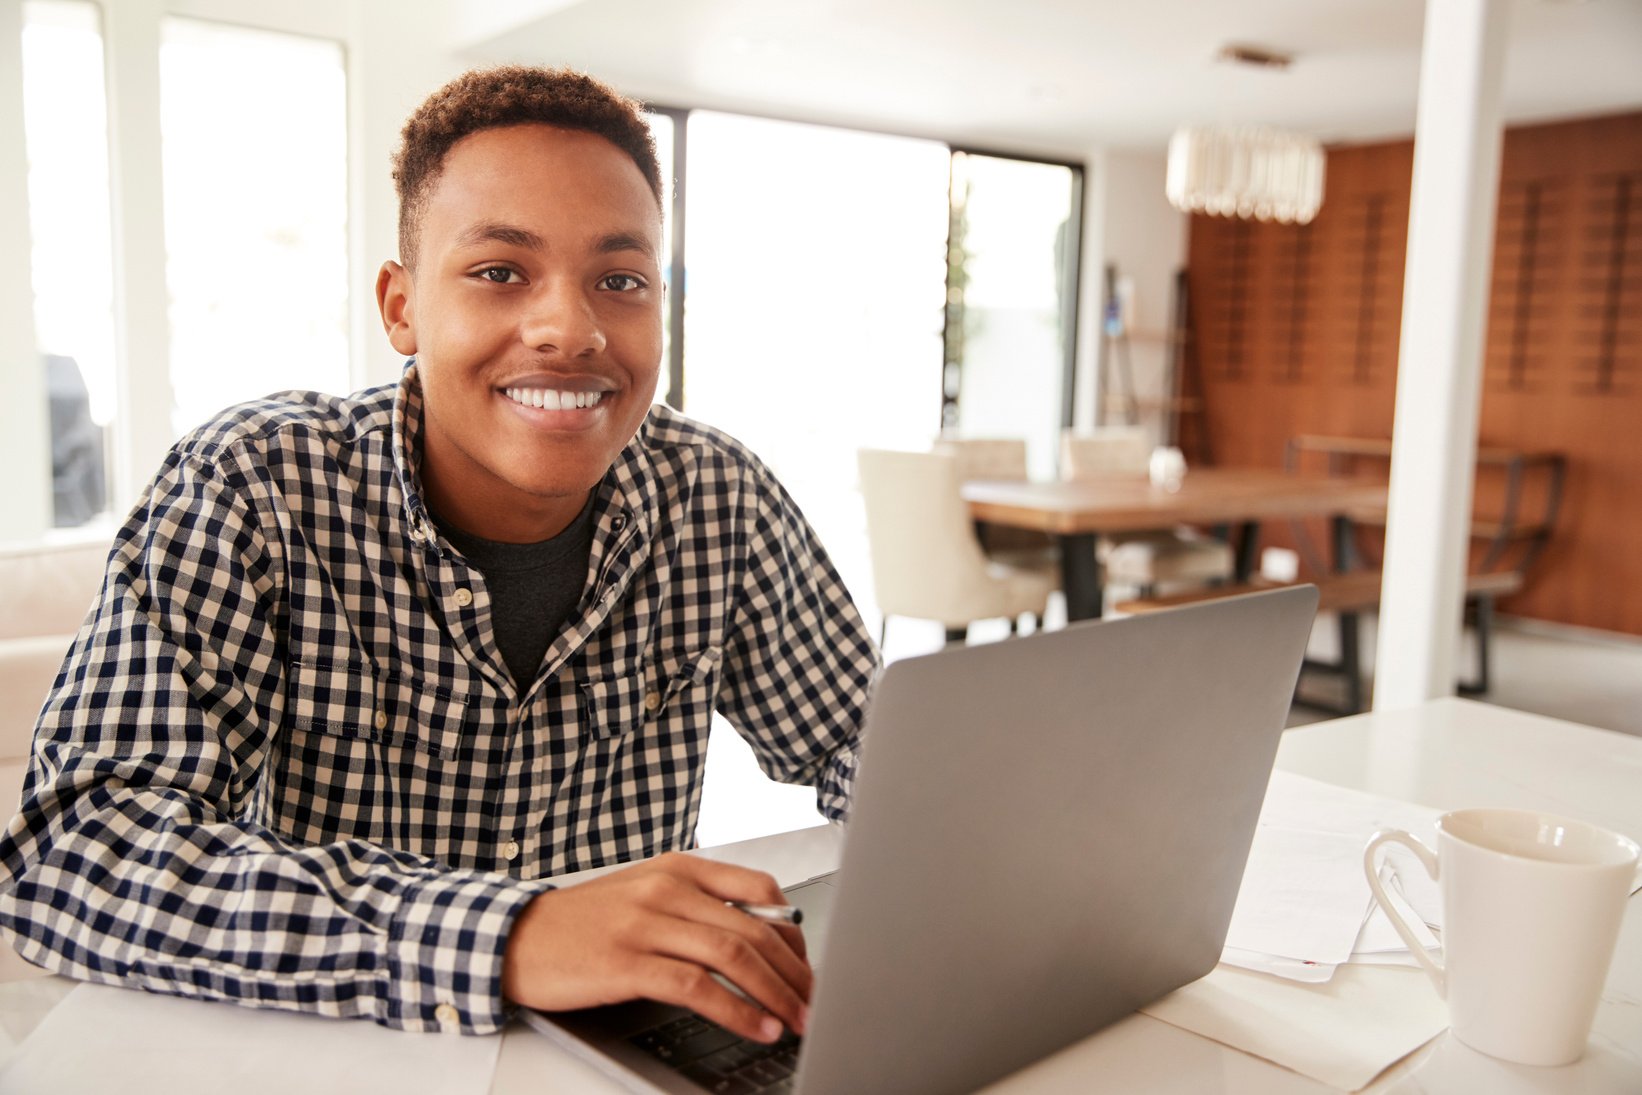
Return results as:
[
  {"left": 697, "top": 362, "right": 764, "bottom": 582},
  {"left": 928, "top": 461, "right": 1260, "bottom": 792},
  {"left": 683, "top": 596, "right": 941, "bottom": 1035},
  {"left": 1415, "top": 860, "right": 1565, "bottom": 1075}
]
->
[{"left": 519, "top": 277, "right": 607, "bottom": 358}]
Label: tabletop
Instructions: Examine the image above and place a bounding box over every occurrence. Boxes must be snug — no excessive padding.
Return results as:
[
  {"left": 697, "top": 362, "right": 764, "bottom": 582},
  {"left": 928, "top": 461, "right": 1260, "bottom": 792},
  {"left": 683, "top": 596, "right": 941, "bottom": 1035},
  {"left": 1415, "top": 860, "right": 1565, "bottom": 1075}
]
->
[
  {"left": 1, "top": 698, "right": 1638, "bottom": 1094},
  {"left": 961, "top": 468, "right": 1388, "bottom": 535}
]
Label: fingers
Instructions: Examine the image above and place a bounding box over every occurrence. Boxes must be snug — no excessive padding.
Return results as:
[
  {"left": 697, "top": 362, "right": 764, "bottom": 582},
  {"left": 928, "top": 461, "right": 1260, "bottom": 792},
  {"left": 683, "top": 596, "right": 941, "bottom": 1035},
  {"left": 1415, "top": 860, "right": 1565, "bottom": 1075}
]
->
[
  {"left": 663, "top": 854, "right": 809, "bottom": 960},
  {"left": 638, "top": 912, "right": 809, "bottom": 1041},
  {"left": 693, "top": 896, "right": 812, "bottom": 997},
  {"left": 630, "top": 865, "right": 810, "bottom": 1033},
  {"left": 502, "top": 854, "right": 814, "bottom": 1044},
  {"left": 641, "top": 955, "right": 791, "bottom": 1045},
  {"left": 772, "top": 919, "right": 808, "bottom": 963}
]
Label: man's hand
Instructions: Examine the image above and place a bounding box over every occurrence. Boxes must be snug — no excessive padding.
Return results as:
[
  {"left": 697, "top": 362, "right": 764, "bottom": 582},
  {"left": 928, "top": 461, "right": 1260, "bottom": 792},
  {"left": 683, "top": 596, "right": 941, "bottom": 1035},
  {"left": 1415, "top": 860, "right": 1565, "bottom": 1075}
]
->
[{"left": 502, "top": 853, "right": 811, "bottom": 1043}]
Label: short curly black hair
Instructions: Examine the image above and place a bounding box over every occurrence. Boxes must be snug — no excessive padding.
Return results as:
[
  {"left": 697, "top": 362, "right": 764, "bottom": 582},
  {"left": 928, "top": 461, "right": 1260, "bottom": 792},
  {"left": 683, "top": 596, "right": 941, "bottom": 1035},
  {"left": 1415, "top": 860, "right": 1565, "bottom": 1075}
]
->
[{"left": 392, "top": 65, "right": 663, "bottom": 267}]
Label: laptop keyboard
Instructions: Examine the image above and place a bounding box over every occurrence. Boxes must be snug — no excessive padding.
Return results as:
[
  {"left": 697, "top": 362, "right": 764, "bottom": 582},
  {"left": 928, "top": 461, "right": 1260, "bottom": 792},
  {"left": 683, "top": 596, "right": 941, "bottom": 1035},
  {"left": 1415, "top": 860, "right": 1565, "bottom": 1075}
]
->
[{"left": 628, "top": 1013, "right": 802, "bottom": 1094}]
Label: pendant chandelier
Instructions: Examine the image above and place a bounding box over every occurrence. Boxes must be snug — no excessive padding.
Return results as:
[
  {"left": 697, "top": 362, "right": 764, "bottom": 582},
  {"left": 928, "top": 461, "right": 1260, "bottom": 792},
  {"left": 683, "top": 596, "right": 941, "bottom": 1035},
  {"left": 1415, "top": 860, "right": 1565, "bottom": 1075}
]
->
[{"left": 1165, "top": 125, "right": 1326, "bottom": 225}]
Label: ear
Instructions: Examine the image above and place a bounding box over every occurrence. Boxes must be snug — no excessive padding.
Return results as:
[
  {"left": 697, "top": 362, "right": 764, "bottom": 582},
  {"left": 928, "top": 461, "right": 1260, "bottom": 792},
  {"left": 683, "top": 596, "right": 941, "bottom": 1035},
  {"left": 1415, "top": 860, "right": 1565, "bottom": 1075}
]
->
[{"left": 376, "top": 261, "right": 418, "bottom": 356}]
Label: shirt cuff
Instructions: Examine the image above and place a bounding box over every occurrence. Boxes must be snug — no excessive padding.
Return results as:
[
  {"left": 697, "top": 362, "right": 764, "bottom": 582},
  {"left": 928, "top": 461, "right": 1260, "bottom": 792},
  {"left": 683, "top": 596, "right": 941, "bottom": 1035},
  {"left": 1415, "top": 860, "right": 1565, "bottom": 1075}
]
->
[
  {"left": 386, "top": 870, "right": 555, "bottom": 1034},
  {"left": 817, "top": 744, "right": 857, "bottom": 822}
]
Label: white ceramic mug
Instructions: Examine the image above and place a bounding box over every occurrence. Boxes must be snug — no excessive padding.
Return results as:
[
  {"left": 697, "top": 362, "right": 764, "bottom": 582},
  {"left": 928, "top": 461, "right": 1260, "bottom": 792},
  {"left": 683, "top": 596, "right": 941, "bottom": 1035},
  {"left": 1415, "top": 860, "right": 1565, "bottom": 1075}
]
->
[
  {"left": 1148, "top": 446, "right": 1186, "bottom": 492},
  {"left": 1364, "top": 808, "right": 1638, "bottom": 1067}
]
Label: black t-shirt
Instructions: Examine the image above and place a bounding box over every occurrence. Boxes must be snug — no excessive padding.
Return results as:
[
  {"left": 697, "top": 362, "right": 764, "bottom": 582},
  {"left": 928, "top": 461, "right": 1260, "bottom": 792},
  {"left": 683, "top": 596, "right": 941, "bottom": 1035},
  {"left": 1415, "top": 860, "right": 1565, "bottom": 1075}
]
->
[{"left": 434, "top": 495, "right": 597, "bottom": 688}]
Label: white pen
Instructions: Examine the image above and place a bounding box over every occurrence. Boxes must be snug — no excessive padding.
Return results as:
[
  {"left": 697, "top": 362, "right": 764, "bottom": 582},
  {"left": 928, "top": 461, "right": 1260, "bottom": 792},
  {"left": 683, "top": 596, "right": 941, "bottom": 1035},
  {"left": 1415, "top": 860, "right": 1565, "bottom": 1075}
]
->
[{"left": 730, "top": 901, "right": 803, "bottom": 926}]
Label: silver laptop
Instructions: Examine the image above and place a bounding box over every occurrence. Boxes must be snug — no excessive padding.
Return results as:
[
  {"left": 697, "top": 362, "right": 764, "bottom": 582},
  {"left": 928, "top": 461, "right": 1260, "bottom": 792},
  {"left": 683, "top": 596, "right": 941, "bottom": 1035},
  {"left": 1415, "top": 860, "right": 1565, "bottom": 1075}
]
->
[{"left": 525, "top": 586, "right": 1319, "bottom": 1095}]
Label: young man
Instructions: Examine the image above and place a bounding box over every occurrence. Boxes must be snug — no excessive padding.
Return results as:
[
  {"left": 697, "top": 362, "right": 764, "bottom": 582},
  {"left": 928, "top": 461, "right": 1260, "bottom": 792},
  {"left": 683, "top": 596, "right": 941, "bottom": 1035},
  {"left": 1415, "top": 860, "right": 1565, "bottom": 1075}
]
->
[{"left": 0, "top": 67, "right": 877, "bottom": 1046}]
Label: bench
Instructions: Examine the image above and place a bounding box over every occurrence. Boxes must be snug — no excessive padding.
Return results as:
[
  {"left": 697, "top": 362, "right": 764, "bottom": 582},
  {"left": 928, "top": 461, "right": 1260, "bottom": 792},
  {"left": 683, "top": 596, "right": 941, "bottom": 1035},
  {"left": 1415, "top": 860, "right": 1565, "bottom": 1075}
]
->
[
  {"left": 1113, "top": 434, "right": 1565, "bottom": 715},
  {"left": 1114, "top": 569, "right": 1523, "bottom": 714},
  {"left": 1283, "top": 435, "right": 1566, "bottom": 582}
]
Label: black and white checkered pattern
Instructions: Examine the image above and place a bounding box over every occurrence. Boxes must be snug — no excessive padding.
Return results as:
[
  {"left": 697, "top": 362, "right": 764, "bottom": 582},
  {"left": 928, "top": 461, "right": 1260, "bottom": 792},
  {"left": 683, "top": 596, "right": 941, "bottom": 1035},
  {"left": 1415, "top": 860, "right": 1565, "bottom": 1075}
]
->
[{"left": 0, "top": 365, "right": 878, "bottom": 1034}]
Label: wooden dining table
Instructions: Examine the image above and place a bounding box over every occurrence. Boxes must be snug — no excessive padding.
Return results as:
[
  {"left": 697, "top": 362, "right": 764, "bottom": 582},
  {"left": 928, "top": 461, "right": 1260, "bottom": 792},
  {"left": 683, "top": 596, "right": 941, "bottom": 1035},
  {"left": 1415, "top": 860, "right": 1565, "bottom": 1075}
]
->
[{"left": 961, "top": 468, "right": 1389, "bottom": 620}]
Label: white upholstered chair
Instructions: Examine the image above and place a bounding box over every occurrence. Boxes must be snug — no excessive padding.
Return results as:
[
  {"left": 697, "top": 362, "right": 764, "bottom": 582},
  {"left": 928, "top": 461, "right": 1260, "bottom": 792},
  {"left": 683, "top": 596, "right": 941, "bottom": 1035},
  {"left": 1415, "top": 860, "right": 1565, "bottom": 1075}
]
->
[
  {"left": 1057, "top": 427, "right": 1154, "bottom": 480},
  {"left": 1058, "top": 429, "right": 1233, "bottom": 594},
  {"left": 857, "top": 448, "right": 1054, "bottom": 645},
  {"left": 930, "top": 437, "right": 1056, "bottom": 565},
  {"left": 931, "top": 436, "right": 1029, "bottom": 481}
]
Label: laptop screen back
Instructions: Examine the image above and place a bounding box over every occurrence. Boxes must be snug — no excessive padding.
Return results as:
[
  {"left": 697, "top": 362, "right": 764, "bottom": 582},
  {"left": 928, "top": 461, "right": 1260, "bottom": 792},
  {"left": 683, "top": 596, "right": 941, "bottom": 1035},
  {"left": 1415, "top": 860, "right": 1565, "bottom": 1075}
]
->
[{"left": 795, "top": 587, "right": 1317, "bottom": 1095}]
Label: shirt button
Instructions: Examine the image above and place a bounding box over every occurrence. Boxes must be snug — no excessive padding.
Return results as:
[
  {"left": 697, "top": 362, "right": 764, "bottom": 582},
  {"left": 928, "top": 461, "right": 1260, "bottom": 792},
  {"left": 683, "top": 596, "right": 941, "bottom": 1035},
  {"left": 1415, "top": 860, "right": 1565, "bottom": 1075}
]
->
[
  {"left": 612, "top": 514, "right": 626, "bottom": 530},
  {"left": 374, "top": 710, "right": 388, "bottom": 731},
  {"left": 503, "top": 840, "right": 520, "bottom": 861},
  {"left": 643, "top": 691, "right": 662, "bottom": 712},
  {"left": 434, "top": 1003, "right": 460, "bottom": 1028},
  {"left": 453, "top": 587, "right": 473, "bottom": 607}
]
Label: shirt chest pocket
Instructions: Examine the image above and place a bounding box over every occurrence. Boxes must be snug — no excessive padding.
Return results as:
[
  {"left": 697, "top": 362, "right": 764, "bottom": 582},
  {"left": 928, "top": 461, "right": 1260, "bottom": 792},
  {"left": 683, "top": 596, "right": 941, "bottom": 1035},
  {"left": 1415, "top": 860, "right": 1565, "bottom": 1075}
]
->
[
  {"left": 579, "top": 646, "right": 722, "bottom": 742},
  {"left": 287, "top": 661, "right": 469, "bottom": 761}
]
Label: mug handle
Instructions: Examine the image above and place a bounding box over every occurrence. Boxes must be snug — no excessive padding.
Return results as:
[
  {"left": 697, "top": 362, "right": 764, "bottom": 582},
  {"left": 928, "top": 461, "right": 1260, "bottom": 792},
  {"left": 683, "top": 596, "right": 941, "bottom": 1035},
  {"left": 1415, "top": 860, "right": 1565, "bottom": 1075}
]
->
[{"left": 1363, "top": 829, "right": 1445, "bottom": 997}]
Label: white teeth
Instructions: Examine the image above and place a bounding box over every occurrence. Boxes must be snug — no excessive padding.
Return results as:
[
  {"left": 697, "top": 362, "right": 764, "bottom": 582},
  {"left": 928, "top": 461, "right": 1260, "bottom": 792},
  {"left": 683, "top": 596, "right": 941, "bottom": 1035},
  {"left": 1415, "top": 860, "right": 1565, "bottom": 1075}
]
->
[{"left": 504, "top": 387, "right": 603, "bottom": 411}]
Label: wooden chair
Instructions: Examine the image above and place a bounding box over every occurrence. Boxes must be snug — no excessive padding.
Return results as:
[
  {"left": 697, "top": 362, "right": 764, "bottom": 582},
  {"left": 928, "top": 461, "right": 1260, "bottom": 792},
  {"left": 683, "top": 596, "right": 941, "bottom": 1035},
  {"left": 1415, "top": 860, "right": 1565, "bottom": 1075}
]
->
[{"left": 857, "top": 448, "right": 1054, "bottom": 646}]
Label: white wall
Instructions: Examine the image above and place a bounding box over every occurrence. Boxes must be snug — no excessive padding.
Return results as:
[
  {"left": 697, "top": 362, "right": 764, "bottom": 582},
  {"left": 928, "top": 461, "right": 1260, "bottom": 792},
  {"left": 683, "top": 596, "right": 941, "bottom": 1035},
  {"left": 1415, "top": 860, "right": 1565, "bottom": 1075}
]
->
[{"left": 1073, "top": 147, "right": 1188, "bottom": 450}]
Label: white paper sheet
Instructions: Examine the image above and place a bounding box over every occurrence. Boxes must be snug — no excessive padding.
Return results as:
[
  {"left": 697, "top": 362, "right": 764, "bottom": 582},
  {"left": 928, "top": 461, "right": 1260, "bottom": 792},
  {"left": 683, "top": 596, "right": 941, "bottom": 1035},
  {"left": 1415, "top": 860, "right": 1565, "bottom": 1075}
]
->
[
  {"left": 1224, "top": 824, "right": 1372, "bottom": 966},
  {"left": 1220, "top": 771, "right": 1445, "bottom": 978},
  {"left": 1141, "top": 773, "right": 1455, "bottom": 1089},
  {"left": 0, "top": 982, "right": 502, "bottom": 1095},
  {"left": 1219, "top": 946, "right": 1336, "bottom": 982},
  {"left": 1141, "top": 962, "right": 1449, "bottom": 1091}
]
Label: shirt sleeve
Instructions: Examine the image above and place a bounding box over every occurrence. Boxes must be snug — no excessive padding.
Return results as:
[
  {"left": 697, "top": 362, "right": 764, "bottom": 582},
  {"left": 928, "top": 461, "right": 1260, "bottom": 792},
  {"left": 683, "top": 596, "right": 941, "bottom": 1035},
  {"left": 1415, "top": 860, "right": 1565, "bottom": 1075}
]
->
[
  {"left": 0, "top": 444, "right": 550, "bottom": 1033},
  {"left": 715, "top": 458, "right": 881, "bottom": 821}
]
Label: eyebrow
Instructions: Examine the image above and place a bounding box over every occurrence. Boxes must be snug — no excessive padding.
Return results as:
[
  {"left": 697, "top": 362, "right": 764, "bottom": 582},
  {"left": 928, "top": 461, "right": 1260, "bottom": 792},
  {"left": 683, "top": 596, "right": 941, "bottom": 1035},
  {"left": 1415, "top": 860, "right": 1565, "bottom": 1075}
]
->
[
  {"left": 456, "top": 222, "right": 545, "bottom": 251},
  {"left": 455, "top": 222, "right": 657, "bottom": 262},
  {"left": 593, "top": 232, "right": 658, "bottom": 261}
]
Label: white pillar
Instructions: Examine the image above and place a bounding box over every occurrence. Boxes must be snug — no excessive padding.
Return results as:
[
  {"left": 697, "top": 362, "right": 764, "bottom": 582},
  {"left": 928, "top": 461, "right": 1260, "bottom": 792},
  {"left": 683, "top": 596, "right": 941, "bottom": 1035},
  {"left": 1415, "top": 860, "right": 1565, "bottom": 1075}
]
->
[
  {"left": 1373, "top": 0, "right": 1509, "bottom": 710},
  {"left": 103, "top": 0, "right": 176, "bottom": 508},
  {"left": 0, "top": 0, "right": 53, "bottom": 540}
]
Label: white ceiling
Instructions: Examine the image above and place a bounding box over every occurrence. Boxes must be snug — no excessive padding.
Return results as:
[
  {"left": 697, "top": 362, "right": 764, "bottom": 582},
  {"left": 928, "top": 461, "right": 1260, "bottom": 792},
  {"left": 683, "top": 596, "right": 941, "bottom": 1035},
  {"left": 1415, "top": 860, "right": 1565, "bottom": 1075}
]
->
[{"left": 459, "top": 0, "right": 1642, "bottom": 159}]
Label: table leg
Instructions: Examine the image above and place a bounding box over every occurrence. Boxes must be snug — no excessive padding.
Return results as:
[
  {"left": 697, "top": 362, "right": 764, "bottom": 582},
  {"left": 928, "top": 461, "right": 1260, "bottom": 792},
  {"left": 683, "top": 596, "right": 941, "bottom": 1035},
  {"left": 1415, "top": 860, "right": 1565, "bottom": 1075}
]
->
[
  {"left": 1331, "top": 514, "right": 1355, "bottom": 572},
  {"left": 1059, "top": 533, "right": 1103, "bottom": 621},
  {"left": 1331, "top": 514, "right": 1364, "bottom": 712},
  {"left": 1233, "top": 522, "right": 1261, "bottom": 581}
]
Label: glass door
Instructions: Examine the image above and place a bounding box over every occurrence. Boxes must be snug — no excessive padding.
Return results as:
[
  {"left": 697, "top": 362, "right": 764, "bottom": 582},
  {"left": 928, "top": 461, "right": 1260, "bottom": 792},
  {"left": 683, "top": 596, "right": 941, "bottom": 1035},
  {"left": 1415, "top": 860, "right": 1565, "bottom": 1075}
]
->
[{"left": 943, "top": 152, "right": 1080, "bottom": 481}]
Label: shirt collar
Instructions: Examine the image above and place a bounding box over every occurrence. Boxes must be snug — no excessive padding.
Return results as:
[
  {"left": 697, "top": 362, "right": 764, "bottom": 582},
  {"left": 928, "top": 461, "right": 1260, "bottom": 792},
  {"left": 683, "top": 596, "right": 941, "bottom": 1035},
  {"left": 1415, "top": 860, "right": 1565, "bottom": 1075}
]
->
[{"left": 391, "top": 362, "right": 438, "bottom": 546}]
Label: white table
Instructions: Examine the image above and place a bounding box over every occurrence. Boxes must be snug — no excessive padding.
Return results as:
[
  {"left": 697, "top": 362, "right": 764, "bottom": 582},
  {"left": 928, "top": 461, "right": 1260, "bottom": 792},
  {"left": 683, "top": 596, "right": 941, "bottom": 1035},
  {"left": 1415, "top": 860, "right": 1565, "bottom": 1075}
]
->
[{"left": 3, "top": 698, "right": 1640, "bottom": 1093}]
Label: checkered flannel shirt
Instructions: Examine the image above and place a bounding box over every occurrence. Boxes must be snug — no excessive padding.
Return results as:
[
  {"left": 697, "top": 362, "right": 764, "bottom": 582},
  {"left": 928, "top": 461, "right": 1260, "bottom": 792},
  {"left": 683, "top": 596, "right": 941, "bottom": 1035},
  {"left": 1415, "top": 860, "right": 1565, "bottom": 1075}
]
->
[{"left": 0, "top": 366, "right": 878, "bottom": 1034}]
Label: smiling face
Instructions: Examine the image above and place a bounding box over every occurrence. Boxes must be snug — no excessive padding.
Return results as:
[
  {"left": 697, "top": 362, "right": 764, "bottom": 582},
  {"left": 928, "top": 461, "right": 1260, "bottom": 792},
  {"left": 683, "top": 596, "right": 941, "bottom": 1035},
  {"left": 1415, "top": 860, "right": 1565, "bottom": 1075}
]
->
[{"left": 376, "top": 123, "right": 664, "bottom": 543}]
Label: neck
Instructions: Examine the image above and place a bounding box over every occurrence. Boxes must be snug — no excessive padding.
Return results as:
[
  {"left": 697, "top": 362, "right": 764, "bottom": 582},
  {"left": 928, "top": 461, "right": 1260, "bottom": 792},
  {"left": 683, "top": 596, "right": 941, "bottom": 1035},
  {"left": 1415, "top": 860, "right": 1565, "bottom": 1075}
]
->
[{"left": 419, "top": 439, "right": 591, "bottom": 544}]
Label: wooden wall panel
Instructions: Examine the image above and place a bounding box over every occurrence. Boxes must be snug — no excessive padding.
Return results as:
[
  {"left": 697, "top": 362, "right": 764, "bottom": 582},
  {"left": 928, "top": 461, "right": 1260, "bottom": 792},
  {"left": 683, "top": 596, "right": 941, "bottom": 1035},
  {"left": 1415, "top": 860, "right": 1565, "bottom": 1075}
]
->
[{"left": 1186, "top": 111, "right": 1642, "bottom": 636}]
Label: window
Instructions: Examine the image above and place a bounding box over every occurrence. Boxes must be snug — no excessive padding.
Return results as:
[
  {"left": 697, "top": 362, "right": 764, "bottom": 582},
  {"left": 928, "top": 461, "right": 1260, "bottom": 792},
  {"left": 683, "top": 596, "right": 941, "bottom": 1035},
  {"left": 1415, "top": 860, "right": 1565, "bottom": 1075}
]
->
[
  {"left": 20, "top": 0, "right": 117, "bottom": 528},
  {"left": 159, "top": 17, "right": 349, "bottom": 437},
  {"left": 944, "top": 152, "right": 1080, "bottom": 480},
  {"left": 679, "top": 113, "right": 953, "bottom": 847},
  {"left": 645, "top": 109, "right": 680, "bottom": 404},
  {"left": 680, "top": 111, "right": 952, "bottom": 602}
]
